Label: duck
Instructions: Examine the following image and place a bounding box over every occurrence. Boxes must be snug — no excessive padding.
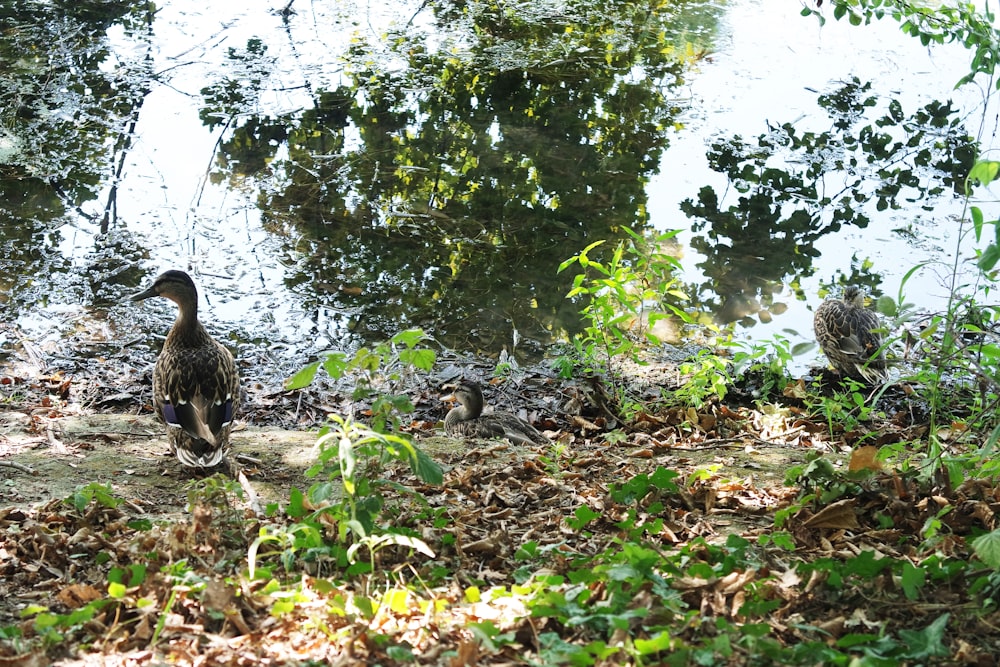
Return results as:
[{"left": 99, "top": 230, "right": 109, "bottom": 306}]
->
[
  {"left": 130, "top": 270, "right": 241, "bottom": 469},
  {"left": 813, "top": 285, "right": 887, "bottom": 383},
  {"left": 444, "top": 379, "right": 551, "bottom": 445}
]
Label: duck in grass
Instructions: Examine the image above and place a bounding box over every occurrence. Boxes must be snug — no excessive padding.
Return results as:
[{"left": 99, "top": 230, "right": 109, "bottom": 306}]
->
[
  {"left": 444, "top": 379, "right": 551, "bottom": 445},
  {"left": 813, "top": 285, "right": 887, "bottom": 383},
  {"left": 131, "top": 270, "right": 241, "bottom": 469}
]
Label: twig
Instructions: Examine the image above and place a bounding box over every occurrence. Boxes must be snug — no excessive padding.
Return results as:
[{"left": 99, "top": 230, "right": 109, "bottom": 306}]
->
[
  {"left": 123, "top": 499, "right": 146, "bottom": 514},
  {"left": 664, "top": 432, "right": 801, "bottom": 451},
  {"left": 0, "top": 459, "right": 34, "bottom": 474},
  {"left": 46, "top": 422, "right": 68, "bottom": 454},
  {"left": 237, "top": 468, "right": 263, "bottom": 518}
]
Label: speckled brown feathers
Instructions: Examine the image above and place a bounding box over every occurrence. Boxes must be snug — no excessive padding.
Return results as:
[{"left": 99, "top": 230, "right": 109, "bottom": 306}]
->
[
  {"left": 444, "top": 380, "right": 550, "bottom": 446},
  {"left": 814, "top": 286, "right": 887, "bottom": 383},
  {"left": 131, "top": 270, "right": 240, "bottom": 468}
]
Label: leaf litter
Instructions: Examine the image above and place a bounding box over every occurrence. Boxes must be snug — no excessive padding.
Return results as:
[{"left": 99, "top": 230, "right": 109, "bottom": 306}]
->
[{"left": 1, "top": 347, "right": 1000, "bottom": 664}]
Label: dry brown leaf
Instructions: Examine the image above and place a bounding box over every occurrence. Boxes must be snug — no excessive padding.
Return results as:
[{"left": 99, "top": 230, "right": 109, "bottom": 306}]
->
[
  {"left": 699, "top": 413, "right": 717, "bottom": 432},
  {"left": 56, "top": 583, "right": 102, "bottom": 609},
  {"left": 730, "top": 589, "right": 746, "bottom": 618},
  {"left": 718, "top": 569, "right": 756, "bottom": 594},
  {"left": 0, "top": 650, "right": 49, "bottom": 667},
  {"left": 782, "top": 379, "right": 808, "bottom": 399},
  {"left": 803, "top": 499, "right": 859, "bottom": 530},
  {"left": 672, "top": 576, "right": 712, "bottom": 590},
  {"left": 703, "top": 487, "right": 717, "bottom": 513},
  {"left": 848, "top": 445, "right": 881, "bottom": 472},
  {"left": 449, "top": 638, "right": 479, "bottom": 666}
]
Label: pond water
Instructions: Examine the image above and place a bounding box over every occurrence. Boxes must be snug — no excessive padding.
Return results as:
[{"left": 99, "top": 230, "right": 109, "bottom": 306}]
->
[{"left": 0, "top": 0, "right": 994, "bottom": 384}]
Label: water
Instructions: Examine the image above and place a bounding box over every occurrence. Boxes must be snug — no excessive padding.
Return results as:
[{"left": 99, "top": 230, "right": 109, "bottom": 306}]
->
[
  {"left": 654, "top": 1, "right": 998, "bottom": 372},
  {"left": 0, "top": 0, "right": 993, "bottom": 384}
]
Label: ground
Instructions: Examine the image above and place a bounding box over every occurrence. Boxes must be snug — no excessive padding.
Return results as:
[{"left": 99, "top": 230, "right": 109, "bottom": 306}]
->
[
  {"left": 2, "top": 353, "right": 999, "bottom": 665},
  {"left": 0, "top": 413, "right": 317, "bottom": 521}
]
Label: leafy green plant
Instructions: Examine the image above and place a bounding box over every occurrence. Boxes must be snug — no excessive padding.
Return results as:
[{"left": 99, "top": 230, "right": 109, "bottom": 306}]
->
[
  {"left": 286, "top": 328, "right": 436, "bottom": 432},
  {"left": 727, "top": 333, "right": 809, "bottom": 402},
  {"left": 675, "top": 347, "right": 733, "bottom": 406},
  {"left": 64, "top": 482, "right": 123, "bottom": 513},
  {"left": 309, "top": 415, "right": 442, "bottom": 535},
  {"left": 250, "top": 415, "right": 442, "bottom": 583},
  {"left": 558, "top": 227, "right": 691, "bottom": 405}
]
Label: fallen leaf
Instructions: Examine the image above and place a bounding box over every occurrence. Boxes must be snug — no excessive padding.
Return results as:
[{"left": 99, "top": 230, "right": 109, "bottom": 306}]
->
[
  {"left": 848, "top": 446, "right": 881, "bottom": 472},
  {"left": 803, "top": 498, "right": 859, "bottom": 530}
]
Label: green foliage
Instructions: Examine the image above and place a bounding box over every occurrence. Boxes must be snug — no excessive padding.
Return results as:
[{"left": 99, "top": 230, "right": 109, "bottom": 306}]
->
[
  {"left": 675, "top": 347, "right": 732, "bottom": 406},
  {"left": 249, "top": 415, "right": 441, "bottom": 582},
  {"left": 286, "top": 328, "right": 436, "bottom": 432},
  {"left": 64, "top": 482, "right": 123, "bottom": 513},
  {"left": 808, "top": 1, "right": 999, "bottom": 90},
  {"left": 972, "top": 529, "right": 1000, "bottom": 569},
  {"left": 21, "top": 599, "right": 113, "bottom": 646},
  {"left": 725, "top": 333, "right": 805, "bottom": 402},
  {"left": 558, "top": 227, "right": 691, "bottom": 408},
  {"left": 805, "top": 377, "right": 879, "bottom": 437}
]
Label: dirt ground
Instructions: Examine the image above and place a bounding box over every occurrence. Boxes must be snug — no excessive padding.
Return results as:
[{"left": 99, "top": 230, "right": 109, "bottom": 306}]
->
[
  {"left": 0, "top": 406, "right": 807, "bottom": 533},
  {"left": 0, "top": 413, "right": 319, "bottom": 520}
]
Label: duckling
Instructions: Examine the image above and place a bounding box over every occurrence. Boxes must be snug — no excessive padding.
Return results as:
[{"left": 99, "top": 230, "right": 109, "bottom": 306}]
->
[
  {"left": 444, "top": 380, "right": 550, "bottom": 445},
  {"left": 814, "top": 285, "right": 887, "bottom": 383},
  {"left": 130, "top": 270, "right": 241, "bottom": 469}
]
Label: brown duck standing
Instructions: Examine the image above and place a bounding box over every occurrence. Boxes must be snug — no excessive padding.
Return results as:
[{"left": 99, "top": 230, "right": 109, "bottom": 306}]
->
[
  {"left": 813, "top": 285, "right": 887, "bottom": 383},
  {"left": 444, "top": 380, "right": 550, "bottom": 445},
  {"left": 131, "top": 270, "right": 241, "bottom": 469}
]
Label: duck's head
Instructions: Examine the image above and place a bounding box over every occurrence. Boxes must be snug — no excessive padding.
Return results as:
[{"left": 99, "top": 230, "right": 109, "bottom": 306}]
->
[
  {"left": 131, "top": 270, "right": 199, "bottom": 307},
  {"left": 444, "top": 379, "right": 486, "bottom": 416},
  {"left": 455, "top": 380, "right": 485, "bottom": 404},
  {"left": 842, "top": 285, "right": 864, "bottom": 308}
]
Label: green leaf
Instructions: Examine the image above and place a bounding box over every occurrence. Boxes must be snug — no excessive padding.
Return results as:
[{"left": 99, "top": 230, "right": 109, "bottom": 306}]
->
[
  {"left": 900, "top": 560, "right": 925, "bottom": 600},
  {"left": 634, "top": 630, "right": 674, "bottom": 655},
  {"left": 287, "top": 487, "right": 306, "bottom": 517},
  {"left": 128, "top": 564, "right": 147, "bottom": 586},
  {"left": 791, "top": 341, "right": 816, "bottom": 356},
  {"left": 971, "top": 206, "right": 984, "bottom": 241},
  {"left": 566, "top": 504, "right": 601, "bottom": 530},
  {"left": 874, "top": 295, "right": 897, "bottom": 317},
  {"left": 969, "top": 160, "right": 1000, "bottom": 188},
  {"left": 399, "top": 347, "right": 436, "bottom": 370},
  {"left": 285, "top": 361, "right": 320, "bottom": 390},
  {"left": 411, "top": 447, "right": 444, "bottom": 485},
  {"left": 649, "top": 466, "right": 679, "bottom": 491},
  {"left": 322, "top": 352, "right": 350, "bottom": 378},
  {"left": 977, "top": 243, "right": 1000, "bottom": 272},
  {"left": 339, "top": 436, "right": 357, "bottom": 496},
  {"left": 127, "top": 518, "right": 153, "bottom": 531},
  {"left": 971, "top": 529, "right": 1000, "bottom": 569},
  {"left": 843, "top": 550, "right": 891, "bottom": 578},
  {"left": 897, "top": 613, "right": 950, "bottom": 659},
  {"left": 390, "top": 328, "right": 426, "bottom": 347}
]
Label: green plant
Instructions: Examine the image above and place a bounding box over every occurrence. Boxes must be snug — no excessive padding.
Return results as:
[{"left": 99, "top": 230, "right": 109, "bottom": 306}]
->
[
  {"left": 250, "top": 415, "right": 442, "bottom": 583},
  {"left": 558, "top": 227, "right": 691, "bottom": 406},
  {"left": 311, "top": 414, "right": 441, "bottom": 531},
  {"left": 286, "top": 328, "right": 436, "bottom": 432},
  {"left": 674, "top": 347, "right": 733, "bottom": 406},
  {"left": 726, "top": 333, "right": 809, "bottom": 402},
  {"left": 185, "top": 474, "right": 246, "bottom": 518},
  {"left": 64, "top": 481, "right": 123, "bottom": 513}
]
